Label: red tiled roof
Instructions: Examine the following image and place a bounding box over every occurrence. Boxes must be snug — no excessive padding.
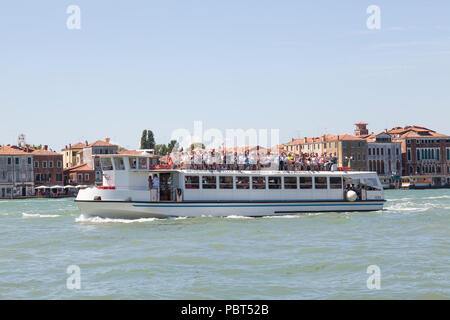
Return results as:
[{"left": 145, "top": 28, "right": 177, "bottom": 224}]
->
[
  {"left": 0, "top": 145, "right": 31, "bottom": 155},
  {"left": 62, "top": 142, "right": 86, "bottom": 151},
  {"left": 386, "top": 125, "right": 449, "bottom": 139},
  {"left": 118, "top": 150, "right": 144, "bottom": 155},
  {"left": 88, "top": 140, "right": 116, "bottom": 147},
  {"left": 31, "top": 149, "right": 61, "bottom": 156},
  {"left": 64, "top": 163, "right": 94, "bottom": 172}
]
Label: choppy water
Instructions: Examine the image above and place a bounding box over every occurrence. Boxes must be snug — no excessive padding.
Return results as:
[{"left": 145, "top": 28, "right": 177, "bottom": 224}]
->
[{"left": 0, "top": 190, "right": 449, "bottom": 299}]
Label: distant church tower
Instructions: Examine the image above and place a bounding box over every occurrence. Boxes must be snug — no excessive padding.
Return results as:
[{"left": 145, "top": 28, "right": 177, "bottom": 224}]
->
[
  {"left": 354, "top": 122, "right": 368, "bottom": 136},
  {"left": 18, "top": 134, "right": 26, "bottom": 147}
]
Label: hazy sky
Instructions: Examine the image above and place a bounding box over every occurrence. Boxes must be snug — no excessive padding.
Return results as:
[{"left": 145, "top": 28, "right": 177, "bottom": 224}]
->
[{"left": 1, "top": 1, "right": 449, "bottom": 151}]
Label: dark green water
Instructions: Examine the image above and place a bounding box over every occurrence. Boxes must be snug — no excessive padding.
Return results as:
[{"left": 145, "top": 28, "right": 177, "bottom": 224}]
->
[{"left": 0, "top": 189, "right": 449, "bottom": 299}]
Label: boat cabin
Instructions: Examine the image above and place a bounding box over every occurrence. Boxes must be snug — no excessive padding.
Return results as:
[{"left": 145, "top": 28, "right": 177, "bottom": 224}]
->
[{"left": 93, "top": 154, "right": 383, "bottom": 203}]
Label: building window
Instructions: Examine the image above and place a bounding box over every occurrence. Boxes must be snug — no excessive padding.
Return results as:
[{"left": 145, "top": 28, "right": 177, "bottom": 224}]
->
[
  {"left": 85, "top": 174, "right": 90, "bottom": 181},
  {"left": 28, "top": 157, "right": 32, "bottom": 165},
  {"left": 49, "top": 161, "right": 54, "bottom": 168},
  {"left": 368, "top": 148, "right": 371, "bottom": 156},
  {"left": 35, "top": 174, "right": 41, "bottom": 182},
  {"left": 43, "top": 161, "right": 47, "bottom": 168},
  {"left": 407, "top": 149, "right": 411, "bottom": 161},
  {"left": 34, "top": 161, "right": 39, "bottom": 168},
  {"left": 56, "top": 174, "right": 62, "bottom": 182},
  {"left": 77, "top": 173, "right": 83, "bottom": 182},
  {"left": 15, "top": 158, "right": 19, "bottom": 165},
  {"left": 57, "top": 161, "right": 62, "bottom": 168},
  {"left": 7, "top": 158, "right": 11, "bottom": 165}
]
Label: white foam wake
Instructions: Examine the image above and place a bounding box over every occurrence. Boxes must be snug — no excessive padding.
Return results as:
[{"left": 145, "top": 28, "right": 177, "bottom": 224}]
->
[
  {"left": 75, "top": 215, "right": 159, "bottom": 223},
  {"left": 22, "top": 212, "right": 60, "bottom": 218},
  {"left": 225, "top": 215, "right": 255, "bottom": 219}
]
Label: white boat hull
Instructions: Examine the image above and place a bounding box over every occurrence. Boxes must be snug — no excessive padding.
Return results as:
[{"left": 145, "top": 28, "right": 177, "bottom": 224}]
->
[{"left": 76, "top": 200, "right": 385, "bottom": 219}]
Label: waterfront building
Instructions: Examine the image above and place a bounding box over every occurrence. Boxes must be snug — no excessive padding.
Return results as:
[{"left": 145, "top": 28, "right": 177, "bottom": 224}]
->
[
  {"left": 63, "top": 138, "right": 118, "bottom": 186},
  {"left": 353, "top": 123, "right": 403, "bottom": 179},
  {"left": 364, "top": 133, "right": 402, "bottom": 176},
  {"left": 0, "top": 145, "right": 34, "bottom": 198},
  {"left": 82, "top": 138, "right": 118, "bottom": 185},
  {"left": 284, "top": 134, "right": 368, "bottom": 171},
  {"left": 386, "top": 126, "right": 450, "bottom": 186},
  {"left": 61, "top": 142, "right": 85, "bottom": 169},
  {"left": 63, "top": 163, "right": 95, "bottom": 186},
  {"left": 31, "top": 146, "right": 64, "bottom": 187}
]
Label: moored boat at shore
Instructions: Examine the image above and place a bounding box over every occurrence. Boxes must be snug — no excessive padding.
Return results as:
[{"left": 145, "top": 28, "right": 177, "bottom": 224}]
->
[{"left": 75, "top": 154, "right": 386, "bottom": 218}]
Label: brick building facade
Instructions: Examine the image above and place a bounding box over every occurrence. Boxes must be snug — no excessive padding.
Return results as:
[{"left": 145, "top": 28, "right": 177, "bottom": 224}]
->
[{"left": 32, "top": 147, "right": 64, "bottom": 186}]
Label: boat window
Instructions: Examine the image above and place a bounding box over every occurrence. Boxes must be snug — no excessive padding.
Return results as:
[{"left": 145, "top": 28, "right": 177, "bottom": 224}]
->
[
  {"left": 100, "top": 158, "right": 113, "bottom": 171},
  {"left": 219, "top": 176, "right": 234, "bottom": 189},
  {"left": 299, "top": 177, "right": 312, "bottom": 189},
  {"left": 330, "top": 177, "right": 342, "bottom": 189},
  {"left": 284, "top": 177, "right": 297, "bottom": 189},
  {"left": 114, "top": 158, "right": 125, "bottom": 170},
  {"left": 362, "top": 178, "right": 381, "bottom": 191},
  {"left": 268, "top": 177, "right": 281, "bottom": 189},
  {"left": 236, "top": 176, "right": 250, "bottom": 189},
  {"left": 315, "top": 177, "right": 328, "bottom": 189},
  {"left": 202, "top": 176, "right": 217, "bottom": 189},
  {"left": 185, "top": 176, "right": 200, "bottom": 189},
  {"left": 252, "top": 177, "right": 266, "bottom": 189},
  {"left": 139, "top": 158, "right": 147, "bottom": 169},
  {"left": 129, "top": 158, "right": 137, "bottom": 169}
]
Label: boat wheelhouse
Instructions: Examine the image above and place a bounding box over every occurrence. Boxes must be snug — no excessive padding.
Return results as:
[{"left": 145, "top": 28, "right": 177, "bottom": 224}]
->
[{"left": 75, "top": 154, "right": 385, "bottom": 218}]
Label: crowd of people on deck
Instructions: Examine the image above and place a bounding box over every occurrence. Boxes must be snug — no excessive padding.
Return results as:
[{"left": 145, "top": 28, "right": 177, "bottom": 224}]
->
[{"left": 163, "top": 150, "right": 338, "bottom": 172}]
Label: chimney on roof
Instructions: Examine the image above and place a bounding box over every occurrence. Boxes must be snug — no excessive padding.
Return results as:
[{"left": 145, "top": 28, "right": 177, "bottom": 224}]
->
[
  {"left": 105, "top": 137, "right": 111, "bottom": 144},
  {"left": 43, "top": 145, "right": 48, "bottom": 151},
  {"left": 354, "top": 122, "right": 369, "bottom": 136},
  {"left": 85, "top": 140, "right": 88, "bottom": 146}
]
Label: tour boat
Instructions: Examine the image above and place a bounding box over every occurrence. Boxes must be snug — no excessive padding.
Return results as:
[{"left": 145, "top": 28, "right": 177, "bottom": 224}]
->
[{"left": 75, "top": 154, "right": 386, "bottom": 219}]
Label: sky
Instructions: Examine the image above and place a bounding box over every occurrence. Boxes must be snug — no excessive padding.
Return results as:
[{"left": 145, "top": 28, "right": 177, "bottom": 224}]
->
[{"left": 1, "top": 0, "right": 449, "bottom": 151}]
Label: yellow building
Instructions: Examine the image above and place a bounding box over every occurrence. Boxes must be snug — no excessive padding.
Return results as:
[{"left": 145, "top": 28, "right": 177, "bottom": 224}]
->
[
  {"left": 61, "top": 142, "right": 85, "bottom": 169},
  {"left": 284, "top": 134, "right": 368, "bottom": 171}
]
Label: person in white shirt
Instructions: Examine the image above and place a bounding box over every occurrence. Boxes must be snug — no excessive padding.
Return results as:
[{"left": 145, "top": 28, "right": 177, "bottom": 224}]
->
[{"left": 151, "top": 174, "right": 159, "bottom": 201}]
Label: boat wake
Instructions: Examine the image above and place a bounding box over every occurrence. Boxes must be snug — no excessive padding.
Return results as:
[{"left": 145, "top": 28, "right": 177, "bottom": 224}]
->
[
  {"left": 75, "top": 215, "right": 160, "bottom": 224},
  {"left": 225, "top": 215, "right": 255, "bottom": 219},
  {"left": 22, "top": 212, "right": 60, "bottom": 218}
]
